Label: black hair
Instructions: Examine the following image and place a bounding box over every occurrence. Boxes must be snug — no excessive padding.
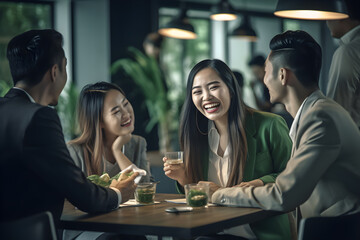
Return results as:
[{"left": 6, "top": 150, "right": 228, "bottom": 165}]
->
[
  {"left": 69, "top": 81, "right": 126, "bottom": 176},
  {"left": 269, "top": 30, "right": 322, "bottom": 88},
  {"left": 232, "top": 70, "right": 244, "bottom": 88},
  {"left": 248, "top": 55, "right": 265, "bottom": 67},
  {"left": 6, "top": 29, "right": 65, "bottom": 86}
]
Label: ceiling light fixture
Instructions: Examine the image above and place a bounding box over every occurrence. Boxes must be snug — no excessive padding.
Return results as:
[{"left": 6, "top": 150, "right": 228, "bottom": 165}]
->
[
  {"left": 211, "top": 0, "right": 237, "bottom": 21},
  {"left": 230, "top": 15, "right": 257, "bottom": 42},
  {"left": 274, "top": 0, "right": 349, "bottom": 20},
  {"left": 158, "top": 8, "right": 197, "bottom": 39}
]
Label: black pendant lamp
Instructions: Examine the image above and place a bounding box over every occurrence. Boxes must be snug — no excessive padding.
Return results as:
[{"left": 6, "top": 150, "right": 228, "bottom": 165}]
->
[
  {"left": 230, "top": 15, "right": 257, "bottom": 42},
  {"left": 158, "top": 9, "right": 197, "bottom": 39},
  {"left": 211, "top": 0, "right": 237, "bottom": 21},
  {"left": 274, "top": 0, "right": 349, "bottom": 20}
]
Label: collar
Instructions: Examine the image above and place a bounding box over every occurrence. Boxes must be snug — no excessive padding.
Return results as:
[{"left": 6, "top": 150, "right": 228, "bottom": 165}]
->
[
  {"left": 208, "top": 121, "right": 230, "bottom": 158},
  {"left": 340, "top": 24, "right": 360, "bottom": 45},
  {"left": 13, "top": 87, "right": 36, "bottom": 103},
  {"left": 289, "top": 90, "right": 323, "bottom": 142}
]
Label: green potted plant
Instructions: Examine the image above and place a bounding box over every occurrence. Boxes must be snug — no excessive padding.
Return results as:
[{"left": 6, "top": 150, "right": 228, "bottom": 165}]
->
[
  {"left": 111, "top": 47, "right": 173, "bottom": 153},
  {"left": 56, "top": 81, "right": 79, "bottom": 141}
]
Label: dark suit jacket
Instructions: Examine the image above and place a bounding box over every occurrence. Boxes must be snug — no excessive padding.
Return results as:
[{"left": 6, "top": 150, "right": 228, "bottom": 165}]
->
[{"left": 0, "top": 88, "right": 118, "bottom": 225}]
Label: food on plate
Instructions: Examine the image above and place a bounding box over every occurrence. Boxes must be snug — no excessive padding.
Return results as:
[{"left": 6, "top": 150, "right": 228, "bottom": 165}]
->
[{"left": 87, "top": 171, "right": 134, "bottom": 187}]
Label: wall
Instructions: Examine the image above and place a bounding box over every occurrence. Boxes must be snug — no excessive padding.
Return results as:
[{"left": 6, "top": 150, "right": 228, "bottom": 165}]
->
[
  {"left": 54, "top": 0, "right": 72, "bottom": 85},
  {"left": 73, "top": 0, "right": 110, "bottom": 90}
]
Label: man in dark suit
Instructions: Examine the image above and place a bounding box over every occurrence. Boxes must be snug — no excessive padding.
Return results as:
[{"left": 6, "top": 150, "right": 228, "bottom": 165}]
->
[{"left": 0, "top": 29, "right": 138, "bottom": 227}]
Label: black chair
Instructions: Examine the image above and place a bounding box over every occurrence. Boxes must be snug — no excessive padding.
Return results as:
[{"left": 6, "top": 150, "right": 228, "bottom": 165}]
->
[
  {"left": 298, "top": 211, "right": 360, "bottom": 240},
  {"left": 0, "top": 211, "right": 57, "bottom": 240}
]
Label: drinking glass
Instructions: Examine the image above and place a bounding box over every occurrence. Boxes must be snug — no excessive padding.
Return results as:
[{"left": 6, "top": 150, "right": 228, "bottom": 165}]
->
[
  {"left": 165, "top": 151, "right": 183, "bottom": 164},
  {"left": 135, "top": 182, "right": 157, "bottom": 204},
  {"left": 184, "top": 183, "right": 209, "bottom": 208}
]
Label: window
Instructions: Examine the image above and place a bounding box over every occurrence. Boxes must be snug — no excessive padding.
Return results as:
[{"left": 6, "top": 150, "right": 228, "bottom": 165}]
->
[{"left": 159, "top": 12, "right": 211, "bottom": 148}]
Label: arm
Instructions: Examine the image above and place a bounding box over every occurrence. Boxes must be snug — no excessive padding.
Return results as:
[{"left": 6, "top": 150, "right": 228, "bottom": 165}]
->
[
  {"left": 212, "top": 110, "right": 341, "bottom": 212},
  {"left": 112, "top": 134, "right": 133, "bottom": 170},
  {"left": 24, "top": 107, "right": 119, "bottom": 212}
]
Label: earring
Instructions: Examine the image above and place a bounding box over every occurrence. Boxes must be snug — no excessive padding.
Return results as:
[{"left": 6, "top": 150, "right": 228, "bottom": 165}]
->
[{"left": 196, "top": 111, "right": 208, "bottom": 136}]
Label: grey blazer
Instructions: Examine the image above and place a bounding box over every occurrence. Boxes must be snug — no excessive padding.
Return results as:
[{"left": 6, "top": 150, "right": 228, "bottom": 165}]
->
[
  {"left": 212, "top": 90, "right": 360, "bottom": 218},
  {"left": 68, "top": 135, "right": 152, "bottom": 182}
]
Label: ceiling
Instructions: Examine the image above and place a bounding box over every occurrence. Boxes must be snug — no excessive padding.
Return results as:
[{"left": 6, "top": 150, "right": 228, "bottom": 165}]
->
[{"left": 161, "top": 0, "right": 278, "bottom": 13}]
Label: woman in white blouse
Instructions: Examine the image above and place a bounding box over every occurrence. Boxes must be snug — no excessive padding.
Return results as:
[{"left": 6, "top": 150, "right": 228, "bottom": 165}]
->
[{"left": 163, "top": 59, "right": 293, "bottom": 240}]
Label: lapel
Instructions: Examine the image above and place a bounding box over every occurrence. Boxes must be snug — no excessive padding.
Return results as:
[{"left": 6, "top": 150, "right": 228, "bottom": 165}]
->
[
  {"left": 291, "top": 90, "right": 324, "bottom": 154},
  {"left": 243, "top": 112, "right": 257, "bottom": 181}
]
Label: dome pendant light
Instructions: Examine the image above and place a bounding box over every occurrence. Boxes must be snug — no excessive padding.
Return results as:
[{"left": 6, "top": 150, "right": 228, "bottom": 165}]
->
[
  {"left": 274, "top": 0, "right": 349, "bottom": 20},
  {"left": 158, "top": 9, "right": 197, "bottom": 39},
  {"left": 211, "top": 0, "right": 237, "bottom": 21},
  {"left": 230, "top": 15, "right": 257, "bottom": 42}
]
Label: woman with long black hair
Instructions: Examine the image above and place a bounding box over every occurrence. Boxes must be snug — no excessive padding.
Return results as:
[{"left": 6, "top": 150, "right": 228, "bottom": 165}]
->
[{"left": 164, "top": 59, "right": 293, "bottom": 240}]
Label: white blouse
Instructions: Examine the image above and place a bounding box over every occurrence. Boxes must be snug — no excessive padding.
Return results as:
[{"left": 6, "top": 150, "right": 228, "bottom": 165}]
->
[{"left": 207, "top": 121, "right": 256, "bottom": 240}]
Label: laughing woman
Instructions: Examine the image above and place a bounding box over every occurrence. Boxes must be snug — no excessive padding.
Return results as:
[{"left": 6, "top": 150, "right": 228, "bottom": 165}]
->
[
  {"left": 163, "top": 59, "right": 293, "bottom": 240},
  {"left": 67, "top": 81, "right": 152, "bottom": 181},
  {"left": 63, "top": 82, "right": 150, "bottom": 240}
]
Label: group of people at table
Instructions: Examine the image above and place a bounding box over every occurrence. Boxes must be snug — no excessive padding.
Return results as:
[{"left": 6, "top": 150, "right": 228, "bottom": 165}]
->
[{"left": 0, "top": 15, "right": 360, "bottom": 240}]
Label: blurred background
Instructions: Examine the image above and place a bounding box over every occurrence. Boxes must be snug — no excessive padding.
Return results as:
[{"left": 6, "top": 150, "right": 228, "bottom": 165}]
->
[{"left": 0, "top": 0, "right": 342, "bottom": 192}]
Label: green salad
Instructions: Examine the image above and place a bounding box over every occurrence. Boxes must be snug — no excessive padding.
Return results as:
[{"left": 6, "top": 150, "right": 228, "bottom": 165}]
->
[
  {"left": 187, "top": 189, "right": 208, "bottom": 207},
  {"left": 87, "top": 172, "right": 133, "bottom": 187}
]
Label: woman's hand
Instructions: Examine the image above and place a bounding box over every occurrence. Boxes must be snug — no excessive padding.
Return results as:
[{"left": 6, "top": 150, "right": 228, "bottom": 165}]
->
[
  {"left": 163, "top": 157, "right": 190, "bottom": 186},
  {"left": 234, "top": 179, "right": 264, "bottom": 188},
  {"left": 112, "top": 133, "right": 132, "bottom": 152}
]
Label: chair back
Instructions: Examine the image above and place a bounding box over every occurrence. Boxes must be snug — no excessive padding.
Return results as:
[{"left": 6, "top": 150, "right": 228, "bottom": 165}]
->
[
  {"left": 298, "top": 211, "right": 360, "bottom": 240},
  {"left": 0, "top": 211, "right": 57, "bottom": 240}
]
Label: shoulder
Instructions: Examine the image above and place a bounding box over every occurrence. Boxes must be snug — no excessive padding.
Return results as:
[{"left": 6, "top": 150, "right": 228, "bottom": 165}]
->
[
  {"left": 300, "top": 98, "right": 344, "bottom": 139},
  {"left": 67, "top": 143, "right": 83, "bottom": 155},
  {"left": 32, "top": 106, "right": 60, "bottom": 122},
  {"left": 335, "top": 40, "right": 360, "bottom": 62},
  {"left": 249, "top": 110, "right": 287, "bottom": 128}
]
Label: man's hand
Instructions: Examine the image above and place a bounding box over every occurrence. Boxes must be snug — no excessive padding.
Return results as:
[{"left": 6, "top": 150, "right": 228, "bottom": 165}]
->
[
  {"left": 110, "top": 171, "right": 139, "bottom": 203},
  {"left": 198, "top": 181, "right": 221, "bottom": 199},
  {"left": 234, "top": 179, "right": 264, "bottom": 188}
]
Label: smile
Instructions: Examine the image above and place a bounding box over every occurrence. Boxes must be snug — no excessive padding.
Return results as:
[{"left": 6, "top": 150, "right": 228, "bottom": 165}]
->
[
  {"left": 121, "top": 119, "right": 131, "bottom": 127},
  {"left": 203, "top": 103, "right": 220, "bottom": 113}
]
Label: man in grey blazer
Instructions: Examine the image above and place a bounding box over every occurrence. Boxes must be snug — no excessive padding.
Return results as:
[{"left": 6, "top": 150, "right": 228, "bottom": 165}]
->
[{"left": 211, "top": 30, "right": 360, "bottom": 219}]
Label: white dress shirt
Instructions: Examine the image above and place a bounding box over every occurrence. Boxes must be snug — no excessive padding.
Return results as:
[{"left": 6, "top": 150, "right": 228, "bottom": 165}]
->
[
  {"left": 289, "top": 95, "right": 309, "bottom": 143},
  {"left": 207, "top": 121, "right": 256, "bottom": 239},
  {"left": 326, "top": 25, "right": 360, "bottom": 128}
]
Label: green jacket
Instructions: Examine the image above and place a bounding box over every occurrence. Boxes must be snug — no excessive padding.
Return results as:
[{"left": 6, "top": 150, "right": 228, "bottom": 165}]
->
[{"left": 178, "top": 110, "right": 293, "bottom": 240}]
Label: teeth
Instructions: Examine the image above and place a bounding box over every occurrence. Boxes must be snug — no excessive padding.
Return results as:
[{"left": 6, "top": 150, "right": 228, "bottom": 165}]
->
[
  {"left": 121, "top": 119, "right": 130, "bottom": 126},
  {"left": 204, "top": 103, "right": 219, "bottom": 109}
]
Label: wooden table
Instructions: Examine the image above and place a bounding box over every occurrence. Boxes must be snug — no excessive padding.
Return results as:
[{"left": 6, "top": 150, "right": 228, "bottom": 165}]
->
[{"left": 61, "top": 194, "right": 280, "bottom": 239}]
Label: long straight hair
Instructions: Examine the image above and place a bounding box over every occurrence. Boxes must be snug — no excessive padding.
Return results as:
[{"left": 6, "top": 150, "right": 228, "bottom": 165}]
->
[
  {"left": 180, "top": 59, "right": 251, "bottom": 187},
  {"left": 68, "top": 82, "right": 126, "bottom": 176}
]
